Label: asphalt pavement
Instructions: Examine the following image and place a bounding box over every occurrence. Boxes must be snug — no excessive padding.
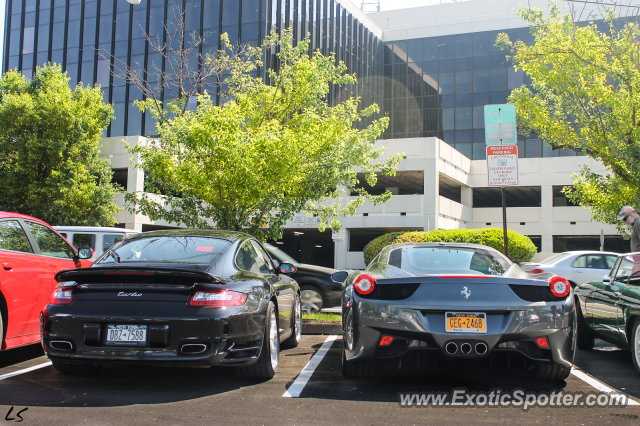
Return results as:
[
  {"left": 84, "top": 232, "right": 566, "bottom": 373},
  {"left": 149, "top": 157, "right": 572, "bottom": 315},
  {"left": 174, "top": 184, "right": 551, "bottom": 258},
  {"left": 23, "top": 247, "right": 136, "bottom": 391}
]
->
[{"left": 0, "top": 337, "right": 639, "bottom": 425}]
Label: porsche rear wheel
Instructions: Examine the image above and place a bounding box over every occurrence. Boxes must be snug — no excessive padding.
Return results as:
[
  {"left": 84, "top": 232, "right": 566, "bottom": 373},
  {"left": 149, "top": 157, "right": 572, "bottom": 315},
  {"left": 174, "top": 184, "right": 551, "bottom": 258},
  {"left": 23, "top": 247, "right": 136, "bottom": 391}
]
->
[
  {"left": 576, "top": 300, "right": 594, "bottom": 350},
  {"left": 235, "top": 301, "right": 279, "bottom": 380},
  {"left": 282, "top": 293, "right": 301, "bottom": 349}
]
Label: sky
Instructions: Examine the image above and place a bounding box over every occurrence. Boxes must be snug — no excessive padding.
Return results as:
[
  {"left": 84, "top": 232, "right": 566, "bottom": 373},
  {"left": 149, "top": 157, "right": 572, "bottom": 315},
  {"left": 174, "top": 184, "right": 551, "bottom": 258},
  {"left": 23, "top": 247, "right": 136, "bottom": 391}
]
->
[{"left": 0, "top": 0, "right": 434, "bottom": 73}]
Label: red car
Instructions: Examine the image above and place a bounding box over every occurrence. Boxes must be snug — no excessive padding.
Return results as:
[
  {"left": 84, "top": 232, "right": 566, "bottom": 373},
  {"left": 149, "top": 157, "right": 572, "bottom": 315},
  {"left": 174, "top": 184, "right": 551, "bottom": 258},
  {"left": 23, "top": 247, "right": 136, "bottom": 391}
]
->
[{"left": 0, "top": 212, "right": 92, "bottom": 352}]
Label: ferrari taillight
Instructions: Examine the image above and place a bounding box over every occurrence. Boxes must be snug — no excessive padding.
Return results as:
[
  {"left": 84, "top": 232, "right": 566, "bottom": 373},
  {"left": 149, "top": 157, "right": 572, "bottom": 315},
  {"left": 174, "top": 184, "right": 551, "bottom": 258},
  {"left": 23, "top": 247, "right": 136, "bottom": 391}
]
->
[
  {"left": 353, "top": 274, "right": 376, "bottom": 295},
  {"left": 189, "top": 290, "right": 247, "bottom": 307},
  {"left": 549, "top": 276, "right": 571, "bottom": 298}
]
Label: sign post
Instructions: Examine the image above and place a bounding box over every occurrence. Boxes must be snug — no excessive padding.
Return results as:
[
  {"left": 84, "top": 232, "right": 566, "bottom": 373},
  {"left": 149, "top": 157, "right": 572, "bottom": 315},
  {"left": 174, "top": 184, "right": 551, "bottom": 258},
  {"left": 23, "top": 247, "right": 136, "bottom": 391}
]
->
[{"left": 485, "top": 104, "right": 518, "bottom": 257}]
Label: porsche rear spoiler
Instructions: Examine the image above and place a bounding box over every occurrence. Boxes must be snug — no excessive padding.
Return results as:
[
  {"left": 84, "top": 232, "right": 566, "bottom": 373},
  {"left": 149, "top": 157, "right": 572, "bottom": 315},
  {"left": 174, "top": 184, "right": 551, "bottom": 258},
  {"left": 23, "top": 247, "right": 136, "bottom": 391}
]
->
[{"left": 55, "top": 267, "right": 225, "bottom": 285}]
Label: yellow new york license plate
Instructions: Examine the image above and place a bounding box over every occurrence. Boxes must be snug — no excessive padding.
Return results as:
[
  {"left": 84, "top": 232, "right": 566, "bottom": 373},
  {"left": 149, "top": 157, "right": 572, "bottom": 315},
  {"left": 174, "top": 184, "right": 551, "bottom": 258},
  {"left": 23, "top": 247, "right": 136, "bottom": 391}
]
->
[{"left": 445, "top": 312, "right": 487, "bottom": 333}]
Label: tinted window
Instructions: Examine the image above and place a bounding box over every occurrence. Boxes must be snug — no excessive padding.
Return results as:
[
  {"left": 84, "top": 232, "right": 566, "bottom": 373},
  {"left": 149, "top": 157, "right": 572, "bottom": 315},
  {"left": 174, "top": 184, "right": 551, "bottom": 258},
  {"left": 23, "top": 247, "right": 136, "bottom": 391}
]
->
[
  {"left": 235, "top": 241, "right": 270, "bottom": 274},
  {"left": 72, "top": 233, "right": 96, "bottom": 250},
  {"left": 251, "top": 241, "right": 274, "bottom": 273},
  {"left": 98, "top": 236, "right": 230, "bottom": 264},
  {"left": 0, "top": 221, "right": 33, "bottom": 253},
  {"left": 389, "top": 246, "right": 511, "bottom": 276},
  {"left": 604, "top": 255, "right": 618, "bottom": 269},
  {"left": 24, "top": 222, "right": 75, "bottom": 258},
  {"left": 103, "top": 234, "right": 124, "bottom": 251}
]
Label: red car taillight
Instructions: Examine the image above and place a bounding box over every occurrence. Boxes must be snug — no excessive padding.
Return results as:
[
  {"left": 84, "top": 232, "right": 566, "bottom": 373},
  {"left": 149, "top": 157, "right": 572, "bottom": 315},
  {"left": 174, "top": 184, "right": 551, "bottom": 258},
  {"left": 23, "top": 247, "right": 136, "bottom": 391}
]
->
[
  {"left": 49, "top": 283, "right": 76, "bottom": 305},
  {"left": 189, "top": 290, "right": 247, "bottom": 307},
  {"left": 549, "top": 276, "right": 571, "bottom": 298},
  {"left": 353, "top": 274, "right": 376, "bottom": 295},
  {"left": 530, "top": 268, "right": 545, "bottom": 274}
]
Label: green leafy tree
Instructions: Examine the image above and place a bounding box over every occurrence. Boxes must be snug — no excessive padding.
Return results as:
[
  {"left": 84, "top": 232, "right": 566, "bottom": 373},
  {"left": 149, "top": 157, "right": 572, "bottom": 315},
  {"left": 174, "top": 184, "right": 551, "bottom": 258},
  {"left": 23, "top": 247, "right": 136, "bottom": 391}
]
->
[
  {"left": 496, "top": 3, "right": 640, "bottom": 231},
  {"left": 0, "top": 64, "right": 118, "bottom": 226},
  {"left": 126, "top": 31, "right": 401, "bottom": 240}
]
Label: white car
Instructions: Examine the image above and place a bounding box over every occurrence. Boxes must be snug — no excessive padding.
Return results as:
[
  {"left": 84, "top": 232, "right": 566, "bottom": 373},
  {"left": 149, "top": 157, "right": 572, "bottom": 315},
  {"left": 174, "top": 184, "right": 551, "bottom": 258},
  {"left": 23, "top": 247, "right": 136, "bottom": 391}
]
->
[
  {"left": 520, "top": 251, "right": 619, "bottom": 287},
  {"left": 53, "top": 226, "right": 140, "bottom": 260}
]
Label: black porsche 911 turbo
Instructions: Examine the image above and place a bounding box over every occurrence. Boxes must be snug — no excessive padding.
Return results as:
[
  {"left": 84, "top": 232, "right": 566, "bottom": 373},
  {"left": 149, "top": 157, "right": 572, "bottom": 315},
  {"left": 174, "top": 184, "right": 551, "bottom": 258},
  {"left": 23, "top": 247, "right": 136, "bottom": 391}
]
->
[{"left": 40, "top": 230, "right": 301, "bottom": 380}]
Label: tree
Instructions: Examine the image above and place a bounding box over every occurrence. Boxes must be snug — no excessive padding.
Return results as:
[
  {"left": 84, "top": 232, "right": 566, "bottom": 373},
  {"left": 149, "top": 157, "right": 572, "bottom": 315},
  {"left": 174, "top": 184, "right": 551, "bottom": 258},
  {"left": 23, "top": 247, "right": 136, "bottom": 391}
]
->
[
  {"left": 0, "top": 64, "right": 118, "bottom": 226},
  {"left": 125, "top": 30, "right": 400, "bottom": 241},
  {"left": 496, "top": 2, "right": 640, "bottom": 230}
]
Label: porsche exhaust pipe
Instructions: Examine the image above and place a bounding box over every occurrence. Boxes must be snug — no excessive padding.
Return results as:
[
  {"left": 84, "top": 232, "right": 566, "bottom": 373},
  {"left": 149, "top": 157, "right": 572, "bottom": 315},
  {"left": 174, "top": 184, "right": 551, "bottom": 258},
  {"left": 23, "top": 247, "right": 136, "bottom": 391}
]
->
[
  {"left": 50, "top": 340, "right": 73, "bottom": 351},
  {"left": 181, "top": 343, "right": 207, "bottom": 354},
  {"left": 445, "top": 342, "right": 458, "bottom": 354},
  {"left": 460, "top": 342, "right": 472, "bottom": 354},
  {"left": 475, "top": 342, "right": 488, "bottom": 355}
]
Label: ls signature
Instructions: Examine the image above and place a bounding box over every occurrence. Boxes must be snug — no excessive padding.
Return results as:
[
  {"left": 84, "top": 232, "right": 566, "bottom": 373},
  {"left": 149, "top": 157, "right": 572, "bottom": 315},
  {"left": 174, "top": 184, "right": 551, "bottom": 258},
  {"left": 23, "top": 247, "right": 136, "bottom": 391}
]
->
[{"left": 5, "top": 407, "right": 27, "bottom": 422}]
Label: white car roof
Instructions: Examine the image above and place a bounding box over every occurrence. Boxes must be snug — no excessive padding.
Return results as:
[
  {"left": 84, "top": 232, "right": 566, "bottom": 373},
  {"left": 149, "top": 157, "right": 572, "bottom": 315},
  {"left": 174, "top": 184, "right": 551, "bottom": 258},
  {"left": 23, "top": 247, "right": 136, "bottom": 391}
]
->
[
  {"left": 53, "top": 226, "right": 140, "bottom": 233},
  {"left": 561, "top": 251, "right": 620, "bottom": 255}
]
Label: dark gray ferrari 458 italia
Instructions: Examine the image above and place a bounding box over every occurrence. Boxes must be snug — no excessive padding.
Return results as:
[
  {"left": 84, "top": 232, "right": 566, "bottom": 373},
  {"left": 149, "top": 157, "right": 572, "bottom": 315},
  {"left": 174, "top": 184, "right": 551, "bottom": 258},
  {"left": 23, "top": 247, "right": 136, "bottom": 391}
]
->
[
  {"left": 40, "top": 230, "right": 301, "bottom": 380},
  {"left": 337, "top": 243, "right": 576, "bottom": 381}
]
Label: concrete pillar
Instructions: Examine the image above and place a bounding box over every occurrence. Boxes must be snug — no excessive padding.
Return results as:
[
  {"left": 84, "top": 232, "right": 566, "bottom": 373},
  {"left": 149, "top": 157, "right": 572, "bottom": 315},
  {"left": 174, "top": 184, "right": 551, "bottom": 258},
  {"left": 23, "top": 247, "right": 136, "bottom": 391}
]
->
[
  {"left": 461, "top": 186, "right": 473, "bottom": 207},
  {"left": 542, "top": 234, "right": 553, "bottom": 253},
  {"left": 423, "top": 138, "right": 439, "bottom": 231}
]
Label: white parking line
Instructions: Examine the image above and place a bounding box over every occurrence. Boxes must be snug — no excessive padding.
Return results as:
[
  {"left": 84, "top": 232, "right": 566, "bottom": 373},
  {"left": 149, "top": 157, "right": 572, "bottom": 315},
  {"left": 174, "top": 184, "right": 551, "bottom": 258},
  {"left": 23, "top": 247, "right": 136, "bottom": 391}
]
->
[
  {"left": 0, "top": 361, "right": 52, "bottom": 382},
  {"left": 571, "top": 368, "right": 640, "bottom": 405},
  {"left": 283, "top": 335, "right": 339, "bottom": 398}
]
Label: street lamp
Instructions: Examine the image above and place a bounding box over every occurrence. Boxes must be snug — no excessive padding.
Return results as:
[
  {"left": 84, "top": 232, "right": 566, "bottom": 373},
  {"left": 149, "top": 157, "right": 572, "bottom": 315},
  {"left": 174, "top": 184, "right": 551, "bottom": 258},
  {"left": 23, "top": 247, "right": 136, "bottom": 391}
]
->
[{"left": 126, "top": 0, "right": 141, "bottom": 4}]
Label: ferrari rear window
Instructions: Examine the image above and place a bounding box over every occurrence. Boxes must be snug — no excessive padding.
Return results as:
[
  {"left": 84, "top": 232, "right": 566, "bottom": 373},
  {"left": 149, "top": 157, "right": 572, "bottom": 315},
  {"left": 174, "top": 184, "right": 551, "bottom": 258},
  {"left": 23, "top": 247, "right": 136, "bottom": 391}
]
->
[
  {"left": 388, "top": 246, "right": 511, "bottom": 276},
  {"left": 96, "top": 236, "right": 230, "bottom": 265}
]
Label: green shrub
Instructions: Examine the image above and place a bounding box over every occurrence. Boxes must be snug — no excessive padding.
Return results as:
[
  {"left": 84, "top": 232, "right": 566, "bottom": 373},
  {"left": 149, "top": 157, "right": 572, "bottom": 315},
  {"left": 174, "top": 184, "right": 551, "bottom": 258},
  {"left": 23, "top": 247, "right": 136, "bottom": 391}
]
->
[{"left": 362, "top": 228, "right": 537, "bottom": 265}]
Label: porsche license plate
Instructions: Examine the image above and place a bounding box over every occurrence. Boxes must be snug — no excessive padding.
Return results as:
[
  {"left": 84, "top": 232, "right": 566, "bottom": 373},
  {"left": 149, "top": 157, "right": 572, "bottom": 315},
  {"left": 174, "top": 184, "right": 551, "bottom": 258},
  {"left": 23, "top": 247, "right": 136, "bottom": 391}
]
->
[
  {"left": 106, "top": 324, "right": 147, "bottom": 345},
  {"left": 445, "top": 312, "right": 486, "bottom": 333}
]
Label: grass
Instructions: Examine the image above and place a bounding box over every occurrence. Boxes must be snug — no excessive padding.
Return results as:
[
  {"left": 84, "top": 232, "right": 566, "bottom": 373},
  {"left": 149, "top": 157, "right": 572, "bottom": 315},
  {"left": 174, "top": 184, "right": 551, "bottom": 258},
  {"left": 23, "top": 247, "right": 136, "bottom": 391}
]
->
[{"left": 302, "top": 312, "right": 341, "bottom": 323}]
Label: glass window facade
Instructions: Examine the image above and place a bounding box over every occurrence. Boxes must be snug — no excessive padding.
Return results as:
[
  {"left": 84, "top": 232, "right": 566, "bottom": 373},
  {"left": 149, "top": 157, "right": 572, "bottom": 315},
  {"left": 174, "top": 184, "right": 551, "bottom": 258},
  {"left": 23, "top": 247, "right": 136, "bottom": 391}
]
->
[
  {"left": 4, "top": 0, "right": 381, "bottom": 139},
  {"left": 2, "top": 0, "right": 565, "bottom": 159},
  {"left": 381, "top": 30, "right": 576, "bottom": 160}
]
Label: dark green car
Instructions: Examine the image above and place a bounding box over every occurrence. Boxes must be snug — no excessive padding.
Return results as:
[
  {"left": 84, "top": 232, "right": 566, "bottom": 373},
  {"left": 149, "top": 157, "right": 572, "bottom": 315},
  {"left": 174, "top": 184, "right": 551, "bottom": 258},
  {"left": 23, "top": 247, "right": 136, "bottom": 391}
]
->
[{"left": 575, "top": 253, "right": 640, "bottom": 374}]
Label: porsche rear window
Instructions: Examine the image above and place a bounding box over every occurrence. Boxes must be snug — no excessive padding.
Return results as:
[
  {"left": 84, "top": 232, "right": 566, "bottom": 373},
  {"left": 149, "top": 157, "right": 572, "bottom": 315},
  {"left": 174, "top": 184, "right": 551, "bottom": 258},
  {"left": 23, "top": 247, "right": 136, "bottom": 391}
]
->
[
  {"left": 388, "top": 247, "right": 511, "bottom": 276},
  {"left": 96, "top": 236, "right": 230, "bottom": 264}
]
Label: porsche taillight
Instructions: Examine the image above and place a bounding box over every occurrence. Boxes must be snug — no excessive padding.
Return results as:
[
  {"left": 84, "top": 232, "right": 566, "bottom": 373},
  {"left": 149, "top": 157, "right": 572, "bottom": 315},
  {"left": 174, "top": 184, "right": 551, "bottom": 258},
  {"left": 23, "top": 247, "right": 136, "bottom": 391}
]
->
[
  {"left": 529, "top": 268, "right": 545, "bottom": 274},
  {"left": 48, "top": 282, "right": 77, "bottom": 305},
  {"left": 353, "top": 274, "right": 376, "bottom": 295},
  {"left": 549, "top": 276, "right": 571, "bottom": 298},
  {"left": 189, "top": 290, "right": 247, "bottom": 307}
]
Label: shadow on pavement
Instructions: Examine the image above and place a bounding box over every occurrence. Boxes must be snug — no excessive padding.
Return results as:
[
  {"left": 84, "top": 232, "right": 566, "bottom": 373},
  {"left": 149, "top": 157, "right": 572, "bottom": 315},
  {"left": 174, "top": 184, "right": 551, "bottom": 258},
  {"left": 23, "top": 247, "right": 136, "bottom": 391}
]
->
[
  {"left": 574, "top": 339, "right": 640, "bottom": 399},
  {"left": 0, "top": 344, "right": 45, "bottom": 368},
  {"left": 298, "top": 340, "right": 569, "bottom": 402},
  {"left": 0, "top": 361, "right": 268, "bottom": 407}
]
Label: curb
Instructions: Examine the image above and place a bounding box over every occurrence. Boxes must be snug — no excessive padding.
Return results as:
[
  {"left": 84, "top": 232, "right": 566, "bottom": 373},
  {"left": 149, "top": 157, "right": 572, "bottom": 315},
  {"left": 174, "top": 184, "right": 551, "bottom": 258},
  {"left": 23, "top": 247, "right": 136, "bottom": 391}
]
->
[{"left": 301, "top": 322, "right": 341, "bottom": 335}]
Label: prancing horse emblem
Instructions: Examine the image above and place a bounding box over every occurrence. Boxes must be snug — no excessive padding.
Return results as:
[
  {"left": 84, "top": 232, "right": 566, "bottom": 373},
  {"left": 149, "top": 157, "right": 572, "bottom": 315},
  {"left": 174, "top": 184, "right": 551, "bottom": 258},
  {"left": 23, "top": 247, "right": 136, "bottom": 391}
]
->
[{"left": 461, "top": 286, "right": 471, "bottom": 299}]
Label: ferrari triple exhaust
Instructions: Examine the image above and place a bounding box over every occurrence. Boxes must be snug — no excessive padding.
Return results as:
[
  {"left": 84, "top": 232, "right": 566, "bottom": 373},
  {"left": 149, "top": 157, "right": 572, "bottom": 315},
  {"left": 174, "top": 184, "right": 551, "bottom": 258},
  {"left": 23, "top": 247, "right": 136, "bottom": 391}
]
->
[{"left": 444, "top": 341, "right": 488, "bottom": 356}]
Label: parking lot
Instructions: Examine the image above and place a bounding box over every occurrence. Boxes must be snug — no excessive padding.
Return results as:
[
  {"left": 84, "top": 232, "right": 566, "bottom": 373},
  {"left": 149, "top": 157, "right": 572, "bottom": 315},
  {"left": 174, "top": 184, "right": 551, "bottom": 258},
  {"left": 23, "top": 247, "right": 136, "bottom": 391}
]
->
[{"left": 0, "top": 335, "right": 639, "bottom": 425}]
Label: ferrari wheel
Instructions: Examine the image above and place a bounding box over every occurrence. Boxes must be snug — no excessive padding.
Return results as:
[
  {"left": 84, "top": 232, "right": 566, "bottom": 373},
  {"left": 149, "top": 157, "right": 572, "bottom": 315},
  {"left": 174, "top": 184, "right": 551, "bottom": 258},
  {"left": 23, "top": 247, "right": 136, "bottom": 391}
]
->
[
  {"left": 631, "top": 319, "right": 640, "bottom": 377},
  {"left": 342, "top": 345, "right": 377, "bottom": 379},
  {"left": 236, "top": 301, "right": 279, "bottom": 380},
  {"left": 530, "top": 362, "right": 571, "bottom": 381},
  {"left": 282, "top": 293, "right": 302, "bottom": 349},
  {"left": 576, "top": 299, "right": 594, "bottom": 350}
]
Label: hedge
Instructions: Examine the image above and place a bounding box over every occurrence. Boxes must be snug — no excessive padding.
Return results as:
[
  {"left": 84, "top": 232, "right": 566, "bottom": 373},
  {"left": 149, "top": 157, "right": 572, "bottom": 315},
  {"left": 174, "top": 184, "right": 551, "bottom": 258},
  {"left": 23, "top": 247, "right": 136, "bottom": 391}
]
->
[{"left": 362, "top": 228, "right": 537, "bottom": 265}]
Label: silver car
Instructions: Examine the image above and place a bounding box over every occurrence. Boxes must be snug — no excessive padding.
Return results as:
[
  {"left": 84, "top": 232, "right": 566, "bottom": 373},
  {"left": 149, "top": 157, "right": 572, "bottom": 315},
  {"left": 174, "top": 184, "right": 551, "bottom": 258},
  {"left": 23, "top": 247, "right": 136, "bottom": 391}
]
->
[
  {"left": 53, "top": 226, "right": 140, "bottom": 260},
  {"left": 336, "top": 242, "right": 576, "bottom": 381},
  {"left": 520, "top": 251, "right": 619, "bottom": 287}
]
